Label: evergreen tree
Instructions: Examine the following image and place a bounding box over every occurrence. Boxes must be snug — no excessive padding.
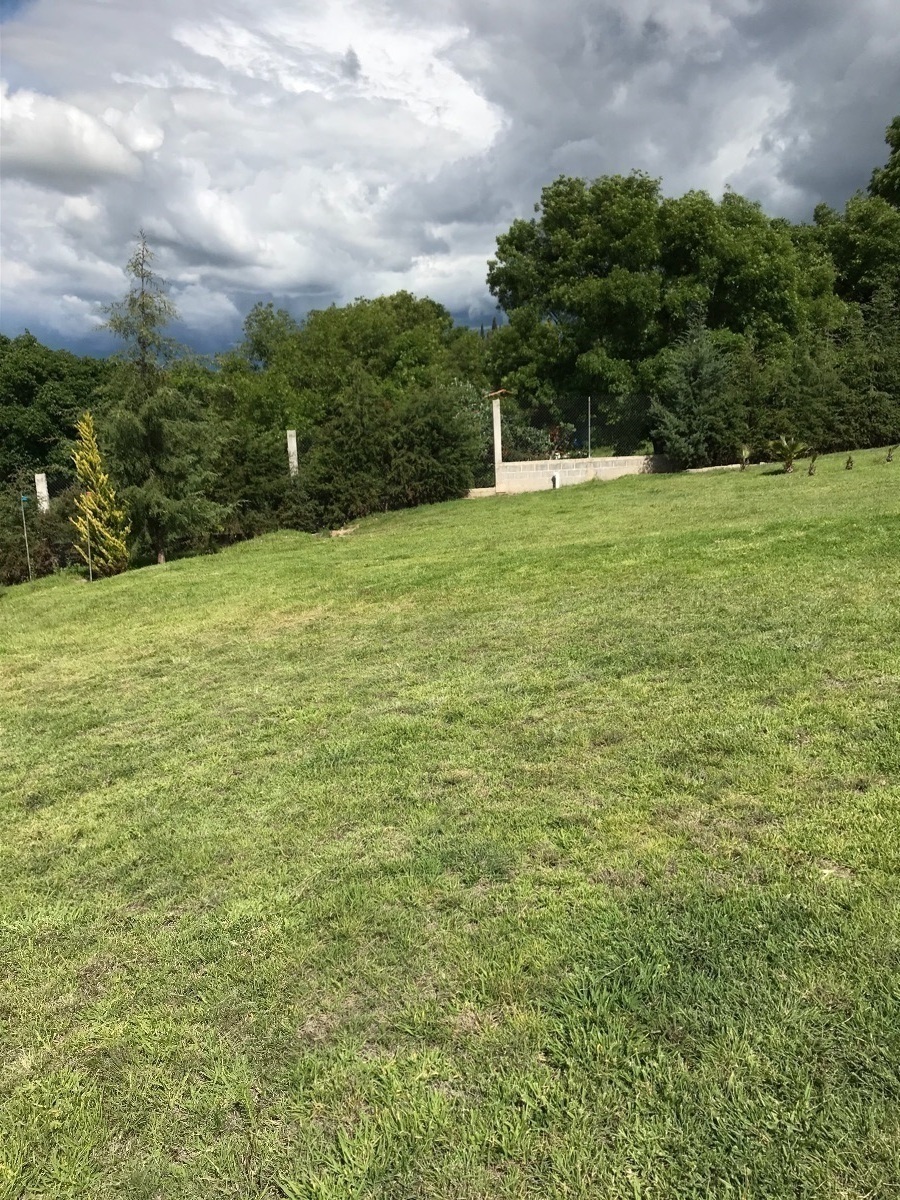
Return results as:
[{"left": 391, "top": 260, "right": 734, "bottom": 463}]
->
[
  {"left": 103, "top": 230, "right": 177, "bottom": 385},
  {"left": 838, "top": 286, "right": 900, "bottom": 447},
  {"left": 650, "top": 323, "right": 749, "bottom": 468},
  {"left": 70, "top": 411, "right": 130, "bottom": 577},
  {"left": 102, "top": 233, "right": 228, "bottom": 563},
  {"left": 171, "top": 360, "right": 292, "bottom": 542},
  {"left": 292, "top": 372, "right": 477, "bottom": 531}
]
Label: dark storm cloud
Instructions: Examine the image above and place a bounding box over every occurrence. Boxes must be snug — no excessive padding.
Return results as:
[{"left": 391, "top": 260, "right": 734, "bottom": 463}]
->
[
  {"left": 0, "top": 0, "right": 897, "bottom": 349},
  {"left": 724, "top": 0, "right": 900, "bottom": 211},
  {"left": 400, "top": 0, "right": 898, "bottom": 229}
]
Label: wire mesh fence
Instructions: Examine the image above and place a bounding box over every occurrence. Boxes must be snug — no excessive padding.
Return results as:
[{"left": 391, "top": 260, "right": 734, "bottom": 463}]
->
[{"left": 517, "top": 394, "right": 655, "bottom": 459}]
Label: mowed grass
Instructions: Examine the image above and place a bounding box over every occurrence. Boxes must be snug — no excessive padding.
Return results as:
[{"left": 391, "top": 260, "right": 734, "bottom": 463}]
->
[{"left": 1, "top": 452, "right": 899, "bottom": 1200}]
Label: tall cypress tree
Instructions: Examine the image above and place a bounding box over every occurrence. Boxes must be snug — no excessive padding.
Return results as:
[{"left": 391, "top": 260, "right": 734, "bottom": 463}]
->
[
  {"left": 102, "top": 233, "right": 228, "bottom": 563},
  {"left": 70, "top": 411, "right": 130, "bottom": 578},
  {"left": 103, "top": 230, "right": 177, "bottom": 385}
]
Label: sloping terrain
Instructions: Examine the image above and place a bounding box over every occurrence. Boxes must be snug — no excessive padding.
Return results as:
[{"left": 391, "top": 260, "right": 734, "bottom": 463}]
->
[{"left": 2, "top": 453, "right": 899, "bottom": 1199}]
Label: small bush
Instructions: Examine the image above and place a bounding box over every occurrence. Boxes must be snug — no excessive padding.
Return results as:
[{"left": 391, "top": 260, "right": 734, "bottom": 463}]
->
[
  {"left": 0, "top": 480, "right": 80, "bottom": 585},
  {"left": 773, "top": 435, "right": 810, "bottom": 474}
]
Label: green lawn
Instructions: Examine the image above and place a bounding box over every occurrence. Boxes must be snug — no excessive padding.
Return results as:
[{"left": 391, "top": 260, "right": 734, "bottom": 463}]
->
[{"left": 2, "top": 452, "right": 899, "bottom": 1199}]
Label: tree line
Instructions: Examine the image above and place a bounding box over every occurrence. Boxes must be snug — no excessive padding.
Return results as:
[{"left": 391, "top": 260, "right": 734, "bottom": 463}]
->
[{"left": 1, "top": 117, "right": 898, "bottom": 584}]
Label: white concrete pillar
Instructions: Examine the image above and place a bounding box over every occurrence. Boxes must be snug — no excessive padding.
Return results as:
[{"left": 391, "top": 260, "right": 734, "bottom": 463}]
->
[
  {"left": 35, "top": 472, "right": 50, "bottom": 513},
  {"left": 492, "top": 396, "right": 503, "bottom": 468},
  {"left": 286, "top": 429, "right": 299, "bottom": 477}
]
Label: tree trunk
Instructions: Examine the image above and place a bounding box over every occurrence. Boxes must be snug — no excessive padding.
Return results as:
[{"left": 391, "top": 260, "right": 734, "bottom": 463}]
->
[{"left": 157, "top": 550, "right": 166, "bottom": 564}]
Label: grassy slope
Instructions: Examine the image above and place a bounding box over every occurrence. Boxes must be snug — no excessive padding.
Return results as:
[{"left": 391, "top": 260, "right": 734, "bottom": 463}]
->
[{"left": 1, "top": 452, "right": 899, "bottom": 1199}]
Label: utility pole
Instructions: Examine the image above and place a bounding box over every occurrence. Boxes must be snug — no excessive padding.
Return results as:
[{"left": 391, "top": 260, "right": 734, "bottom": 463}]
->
[
  {"left": 20, "top": 493, "right": 33, "bottom": 582},
  {"left": 587, "top": 395, "right": 591, "bottom": 459},
  {"left": 83, "top": 490, "right": 94, "bottom": 582}
]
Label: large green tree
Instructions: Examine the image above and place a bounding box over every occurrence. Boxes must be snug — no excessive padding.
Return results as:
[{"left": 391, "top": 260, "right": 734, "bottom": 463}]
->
[
  {"left": 486, "top": 174, "right": 830, "bottom": 450},
  {"left": 234, "top": 291, "right": 487, "bottom": 441},
  {"left": 0, "top": 333, "right": 109, "bottom": 483},
  {"left": 814, "top": 194, "right": 900, "bottom": 306},
  {"left": 650, "top": 324, "right": 750, "bottom": 468},
  {"left": 158, "top": 293, "right": 488, "bottom": 539},
  {"left": 810, "top": 123, "right": 900, "bottom": 452},
  {"left": 292, "top": 372, "right": 478, "bottom": 531},
  {"left": 168, "top": 357, "right": 293, "bottom": 541},
  {"left": 101, "top": 234, "right": 228, "bottom": 563}
]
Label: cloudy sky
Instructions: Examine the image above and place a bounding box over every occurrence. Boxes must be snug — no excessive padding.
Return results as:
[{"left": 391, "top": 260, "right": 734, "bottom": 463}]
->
[{"left": 1, "top": 0, "right": 898, "bottom": 352}]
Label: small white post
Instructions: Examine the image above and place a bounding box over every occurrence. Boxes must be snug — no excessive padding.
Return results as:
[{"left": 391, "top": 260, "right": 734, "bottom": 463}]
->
[
  {"left": 286, "top": 429, "right": 299, "bottom": 477},
  {"left": 35, "top": 472, "right": 50, "bottom": 513},
  {"left": 492, "top": 396, "right": 503, "bottom": 468}
]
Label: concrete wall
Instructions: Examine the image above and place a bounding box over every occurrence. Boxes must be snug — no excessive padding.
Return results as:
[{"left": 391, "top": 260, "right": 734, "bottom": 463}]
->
[
  {"left": 493, "top": 454, "right": 671, "bottom": 494},
  {"left": 469, "top": 396, "right": 672, "bottom": 497}
]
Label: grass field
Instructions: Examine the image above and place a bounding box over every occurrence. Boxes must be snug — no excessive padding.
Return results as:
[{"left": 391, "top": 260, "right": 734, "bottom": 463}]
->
[{"left": 2, "top": 451, "right": 899, "bottom": 1199}]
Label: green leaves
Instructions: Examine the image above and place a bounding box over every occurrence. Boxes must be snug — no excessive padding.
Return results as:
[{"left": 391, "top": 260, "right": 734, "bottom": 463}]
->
[
  {"left": 0, "top": 334, "right": 110, "bottom": 483},
  {"left": 486, "top": 173, "right": 817, "bottom": 441},
  {"left": 101, "top": 231, "right": 178, "bottom": 379},
  {"left": 772, "top": 434, "right": 810, "bottom": 473},
  {"left": 650, "top": 324, "right": 750, "bottom": 469},
  {"left": 102, "top": 381, "right": 230, "bottom": 563},
  {"left": 868, "top": 115, "right": 900, "bottom": 209},
  {"left": 292, "top": 377, "right": 477, "bottom": 531},
  {"left": 814, "top": 192, "right": 900, "bottom": 306},
  {"left": 101, "top": 237, "right": 230, "bottom": 563},
  {"left": 487, "top": 140, "right": 900, "bottom": 461}
]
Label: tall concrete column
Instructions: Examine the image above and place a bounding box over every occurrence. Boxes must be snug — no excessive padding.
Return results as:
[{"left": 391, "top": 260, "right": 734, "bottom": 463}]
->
[
  {"left": 492, "top": 395, "right": 503, "bottom": 469},
  {"left": 286, "top": 429, "right": 299, "bottom": 477},
  {"left": 35, "top": 472, "right": 50, "bottom": 513}
]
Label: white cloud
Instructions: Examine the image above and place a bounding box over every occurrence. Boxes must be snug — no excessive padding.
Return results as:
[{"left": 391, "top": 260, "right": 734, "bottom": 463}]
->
[
  {"left": 0, "top": 81, "right": 140, "bottom": 191},
  {"left": 0, "top": 0, "right": 897, "bottom": 346},
  {"left": 173, "top": 282, "right": 242, "bottom": 329}
]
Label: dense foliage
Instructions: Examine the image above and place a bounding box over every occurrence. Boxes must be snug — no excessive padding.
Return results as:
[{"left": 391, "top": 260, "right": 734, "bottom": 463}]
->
[
  {"left": 216, "top": 291, "right": 489, "bottom": 530},
  {"left": 0, "top": 477, "right": 81, "bottom": 586},
  {"left": 486, "top": 119, "right": 900, "bottom": 462},
  {"left": 0, "top": 332, "right": 110, "bottom": 482},
  {"left": 98, "top": 236, "right": 230, "bottom": 564},
  {"left": 0, "top": 117, "right": 897, "bottom": 581}
]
